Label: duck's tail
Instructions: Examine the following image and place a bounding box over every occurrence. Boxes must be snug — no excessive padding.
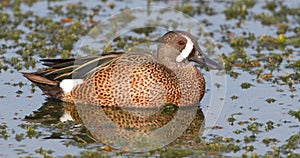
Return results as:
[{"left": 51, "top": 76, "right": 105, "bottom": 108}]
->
[
  {"left": 22, "top": 58, "right": 76, "bottom": 99},
  {"left": 22, "top": 72, "right": 63, "bottom": 99}
]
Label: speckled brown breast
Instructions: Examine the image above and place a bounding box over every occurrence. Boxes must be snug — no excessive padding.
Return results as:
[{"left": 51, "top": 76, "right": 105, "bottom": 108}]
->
[{"left": 63, "top": 53, "right": 205, "bottom": 107}]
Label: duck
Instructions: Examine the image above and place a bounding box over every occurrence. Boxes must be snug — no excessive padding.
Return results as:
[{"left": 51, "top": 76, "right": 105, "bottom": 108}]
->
[{"left": 23, "top": 30, "right": 222, "bottom": 107}]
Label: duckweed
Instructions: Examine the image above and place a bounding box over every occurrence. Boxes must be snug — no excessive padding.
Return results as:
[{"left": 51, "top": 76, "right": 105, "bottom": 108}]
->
[
  {"left": 0, "top": 124, "right": 8, "bottom": 140},
  {"left": 277, "top": 34, "right": 286, "bottom": 44},
  {"left": 16, "top": 90, "right": 23, "bottom": 94},
  {"left": 231, "top": 95, "right": 239, "bottom": 100},
  {"left": 35, "top": 147, "right": 54, "bottom": 158},
  {"left": 265, "top": 121, "right": 275, "bottom": 131},
  {"left": 288, "top": 109, "right": 300, "bottom": 122},
  {"left": 254, "top": 12, "right": 286, "bottom": 26},
  {"left": 159, "top": 148, "right": 194, "bottom": 157},
  {"left": 240, "top": 82, "right": 253, "bottom": 89},
  {"left": 227, "top": 115, "right": 236, "bottom": 123},
  {"left": 287, "top": 60, "right": 300, "bottom": 68},
  {"left": 245, "top": 145, "right": 254, "bottom": 152},
  {"left": 280, "top": 132, "right": 300, "bottom": 155},
  {"left": 224, "top": 4, "right": 246, "bottom": 20},
  {"left": 234, "top": 129, "right": 242, "bottom": 134},
  {"left": 247, "top": 122, "right": 263, "bottom": 133},
  {"left": 262, "top": 138, "right": 279, "bottom": 147},
  {"left": 263, "top": 0, "right": 276, "bottom": 11},
  {"left": 26, "top": 126, "right": 39, "bottom": 139},
  {"left": 265, "top": 98, "right": 276, "bottom": 103},
  {"left": 230, "top": 36, "right": 249, "bottom": 48},
  {"left": 15, "top": 133, "right": 25, "bottom": 141},
  {"left": 174, "top": 4, "right": 195, "bottom": 16}
]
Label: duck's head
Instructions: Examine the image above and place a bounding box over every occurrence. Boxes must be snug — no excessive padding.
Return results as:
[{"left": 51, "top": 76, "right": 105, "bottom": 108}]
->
[{"left": 158, "top": 30, "right": 223, "bottom": 70}]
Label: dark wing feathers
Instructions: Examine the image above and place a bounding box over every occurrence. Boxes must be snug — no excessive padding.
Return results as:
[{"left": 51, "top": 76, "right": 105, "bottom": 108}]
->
[{"left": 41, "top": 59, "right": 75, "bottom": 67}]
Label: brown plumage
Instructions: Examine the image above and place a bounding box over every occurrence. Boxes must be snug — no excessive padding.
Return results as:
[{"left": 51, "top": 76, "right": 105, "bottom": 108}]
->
[{"left": 23, "top": 31, "right": 222, "bottom": 107}]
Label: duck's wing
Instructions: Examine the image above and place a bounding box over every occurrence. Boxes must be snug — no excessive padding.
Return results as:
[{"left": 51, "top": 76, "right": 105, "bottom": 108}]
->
[{"left": 22, "top": 53, "right": 123, "bottom": 99}]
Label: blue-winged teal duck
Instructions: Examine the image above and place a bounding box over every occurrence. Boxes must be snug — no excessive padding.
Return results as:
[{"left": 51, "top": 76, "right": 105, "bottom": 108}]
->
[{"left": 23, "top": 30, "right": 222, "bottom": 107}]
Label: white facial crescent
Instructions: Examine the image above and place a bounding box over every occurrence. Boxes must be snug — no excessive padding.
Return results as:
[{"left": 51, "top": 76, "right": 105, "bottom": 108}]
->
[{"left": 176, "top": 35, "right": 194, "bottom": 62}]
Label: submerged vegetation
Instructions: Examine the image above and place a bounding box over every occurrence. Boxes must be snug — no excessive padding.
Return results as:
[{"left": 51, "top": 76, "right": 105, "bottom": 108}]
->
[{"left": 0, "top": 0, "right": 299, "bottom": 157}]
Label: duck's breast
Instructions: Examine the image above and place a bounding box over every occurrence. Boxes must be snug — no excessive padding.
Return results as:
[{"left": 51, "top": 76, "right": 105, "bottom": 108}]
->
[{"left": 173, "top": 66, "right": 205, "bottom": 106}]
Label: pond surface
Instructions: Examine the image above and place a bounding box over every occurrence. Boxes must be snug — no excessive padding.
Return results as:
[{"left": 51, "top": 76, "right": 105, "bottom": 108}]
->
[{"left": 0, "top": 0, "right": 299, "bottom": 157}]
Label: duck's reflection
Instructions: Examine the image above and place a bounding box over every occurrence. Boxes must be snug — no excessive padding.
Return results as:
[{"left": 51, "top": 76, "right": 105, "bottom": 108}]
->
[{"left": 24, "top": 99, "right": 205, "bottom": 152}]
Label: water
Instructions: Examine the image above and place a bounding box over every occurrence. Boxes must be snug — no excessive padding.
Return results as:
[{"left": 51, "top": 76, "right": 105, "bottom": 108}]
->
[{"left": 0, "top": 0, "right": 299, "bottom": 157}]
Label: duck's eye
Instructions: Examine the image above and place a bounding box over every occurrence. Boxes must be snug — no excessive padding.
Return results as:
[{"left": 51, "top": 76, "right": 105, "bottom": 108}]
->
[{"left": 178, "top": 40, "right": 186, "bottom": 45}]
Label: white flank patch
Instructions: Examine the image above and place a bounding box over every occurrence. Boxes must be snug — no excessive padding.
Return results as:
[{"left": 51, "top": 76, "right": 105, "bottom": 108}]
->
[
  {"left": 176, "top": 35, "right": 194, "bottom": 62},
  {"left": 59, "top": 79, "right": 83, "bottom": 93},
  {"left": 59, "top": 111, "right": 74, "bottom": 122}
]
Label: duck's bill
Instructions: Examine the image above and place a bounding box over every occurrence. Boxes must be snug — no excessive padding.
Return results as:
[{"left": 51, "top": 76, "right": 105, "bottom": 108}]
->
[{"left": 189, "top": 51, "right": 223, "bottom": 70}]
